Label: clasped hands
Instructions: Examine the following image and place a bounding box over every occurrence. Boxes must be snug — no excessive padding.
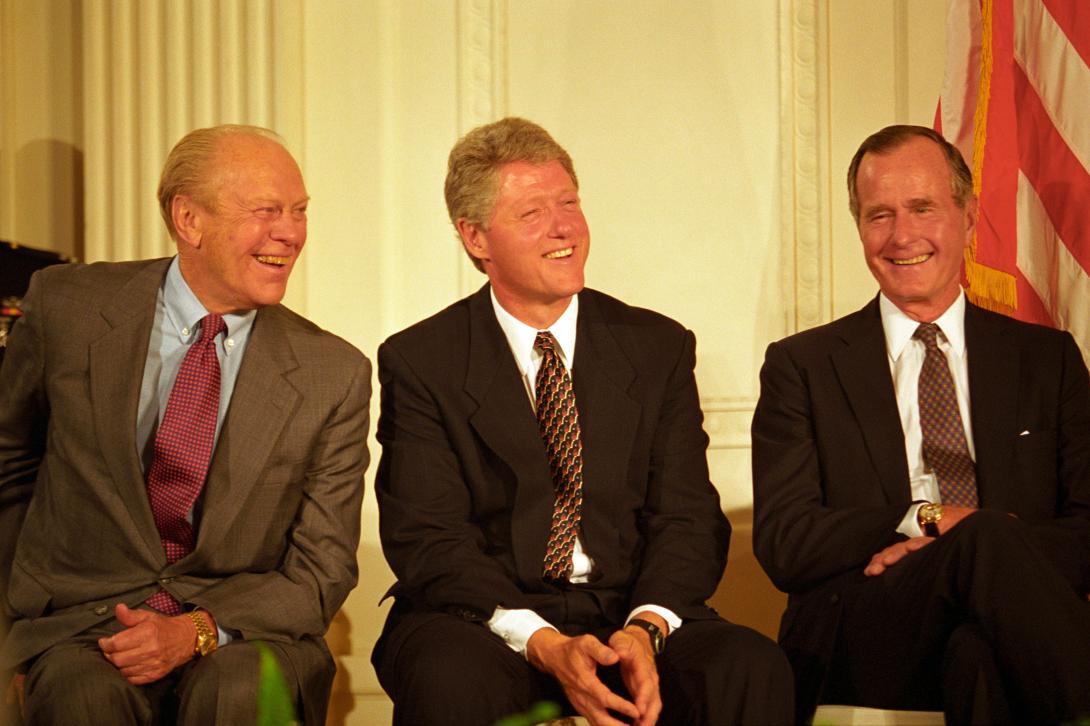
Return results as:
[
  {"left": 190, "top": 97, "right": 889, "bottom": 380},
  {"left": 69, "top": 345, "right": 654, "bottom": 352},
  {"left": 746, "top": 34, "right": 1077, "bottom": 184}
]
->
[
  {"left": 526, "top": 613, "right": 664, "bottom": 726},
  {"left": 5, "top": 603, "right": 206, "bottom": 714},
  {"left": 97, "top": 603, "right": 207, "bottom": 685},
  {"left": 864, "top": 505, "right": 977, "bottom": 576}
]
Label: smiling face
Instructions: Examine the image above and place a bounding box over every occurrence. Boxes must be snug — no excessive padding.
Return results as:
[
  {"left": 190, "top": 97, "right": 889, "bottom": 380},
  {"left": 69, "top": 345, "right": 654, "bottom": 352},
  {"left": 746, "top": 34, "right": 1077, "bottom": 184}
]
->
[
  {"left": 174, "top": 134, "right": 309, "bottom": 314},
  {"left": 458, "top": 159, "right": 590, "bottom": 328},
  {"left": 855, "top": 136, "right": 976, "bottom": 322}
]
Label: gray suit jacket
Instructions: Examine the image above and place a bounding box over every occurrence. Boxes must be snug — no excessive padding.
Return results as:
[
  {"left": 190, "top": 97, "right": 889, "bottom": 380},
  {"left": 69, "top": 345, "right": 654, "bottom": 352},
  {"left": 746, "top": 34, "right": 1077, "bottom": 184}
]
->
[{"left": 0, "top": 259, "right": 371, "bottom": 679}]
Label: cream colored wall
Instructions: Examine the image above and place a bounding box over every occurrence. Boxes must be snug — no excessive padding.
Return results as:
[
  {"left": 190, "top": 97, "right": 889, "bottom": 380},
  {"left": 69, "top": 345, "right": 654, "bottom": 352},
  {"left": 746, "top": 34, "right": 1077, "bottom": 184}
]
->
[
  {"left": 0, "top": 0, "right": 82, "bottom": 260},
  {"left": 0, "top": 1, "right": 945, "bottom": 724}
]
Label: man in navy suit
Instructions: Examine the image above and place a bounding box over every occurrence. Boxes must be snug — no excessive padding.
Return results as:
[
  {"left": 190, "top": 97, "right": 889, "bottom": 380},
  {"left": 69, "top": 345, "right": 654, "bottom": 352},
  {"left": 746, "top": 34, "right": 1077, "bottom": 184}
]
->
[
  {"left": 752, "top": 125, "right": 1090, "bottom": 724},
  {"left": 372, "top": 117, "right": 792, "bottom": 725}
]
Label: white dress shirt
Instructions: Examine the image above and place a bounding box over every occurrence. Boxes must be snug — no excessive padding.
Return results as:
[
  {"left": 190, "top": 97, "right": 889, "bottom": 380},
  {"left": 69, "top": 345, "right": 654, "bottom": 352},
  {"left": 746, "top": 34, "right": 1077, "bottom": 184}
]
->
[
  {"left": 486, "top": 289, "right": 682, "bottom": 655},
  {"left": 881, "top": 291, "right": 975, "bottom": 536}
]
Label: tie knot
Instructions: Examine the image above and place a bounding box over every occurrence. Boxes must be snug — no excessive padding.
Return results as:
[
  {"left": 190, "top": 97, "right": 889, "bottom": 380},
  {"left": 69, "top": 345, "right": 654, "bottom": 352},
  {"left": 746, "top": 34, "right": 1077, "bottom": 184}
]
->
[
  {"left": 534, "top": 331, "right": 558, "bottom": 355},
  {"left": 198, "top": 314, "right": 226, "bottom": 345},
  {"left": 914, "top": 323, "right": 942, "bottom": 351}
]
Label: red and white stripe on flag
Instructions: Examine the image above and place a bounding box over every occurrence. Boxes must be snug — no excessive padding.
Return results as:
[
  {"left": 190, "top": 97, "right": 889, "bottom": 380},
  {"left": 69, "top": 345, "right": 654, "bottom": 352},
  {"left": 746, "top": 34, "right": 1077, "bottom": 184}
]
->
[{"left": 938, "top": 0, "right": 1090, "bottom": 361}]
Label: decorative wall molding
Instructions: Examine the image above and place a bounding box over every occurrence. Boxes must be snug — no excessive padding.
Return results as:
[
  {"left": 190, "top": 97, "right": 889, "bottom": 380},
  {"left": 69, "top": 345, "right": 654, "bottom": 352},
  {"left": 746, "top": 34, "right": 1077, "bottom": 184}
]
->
[
  {"left": 456, "top": 0, "right": 508, "bottom": 296},
  {"left": 702, "top": 397, "right": 758, "bottom": 450},
  {"left": 778, "top": 0, "right": 831, "bottom": 333}
]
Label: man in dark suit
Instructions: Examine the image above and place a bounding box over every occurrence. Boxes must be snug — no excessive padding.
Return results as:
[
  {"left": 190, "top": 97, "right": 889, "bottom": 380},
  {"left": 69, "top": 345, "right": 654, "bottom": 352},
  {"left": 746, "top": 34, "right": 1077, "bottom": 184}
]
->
[
  {"left": 372, "top": 117, "right": 792, "bottom": 725},
  {"left": 0, "top": 125, "right": 371, "bottom": 724},
  {"left": 752, "top": 125, "right": 1090, "bottom": 724}
]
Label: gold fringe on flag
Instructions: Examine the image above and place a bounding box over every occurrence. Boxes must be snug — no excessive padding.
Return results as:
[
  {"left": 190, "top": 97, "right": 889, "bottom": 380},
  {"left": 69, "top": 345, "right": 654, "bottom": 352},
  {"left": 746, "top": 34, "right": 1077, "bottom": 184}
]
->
[
  {"left": 964, "top": 253, "right": 1017, "bottom": 314},
  {"left": 965, "top": 0, "right": 1018, "bottom": 315}
]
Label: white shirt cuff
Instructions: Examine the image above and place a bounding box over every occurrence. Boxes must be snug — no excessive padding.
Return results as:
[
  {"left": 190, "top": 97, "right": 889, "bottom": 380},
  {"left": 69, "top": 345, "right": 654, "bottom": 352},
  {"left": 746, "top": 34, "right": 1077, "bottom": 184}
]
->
[
  {"left": 897, "top": 503, "right": 927, "bottom": 538},
  {"left": 487, "top": 607, "right": 557, "bottom": 657},
  {"left": 625, "top": 604, "right": 682, "bottom": 635}
]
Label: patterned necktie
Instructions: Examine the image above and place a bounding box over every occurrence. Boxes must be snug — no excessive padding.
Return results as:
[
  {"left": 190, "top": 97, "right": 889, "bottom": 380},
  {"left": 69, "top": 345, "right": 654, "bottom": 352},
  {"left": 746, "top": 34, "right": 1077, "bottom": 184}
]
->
[
  {"left": 144, "top": 313, "right": 226, "bottom": 614},
  {"left": 915, "top": 323, "right": 979, "bottom": 507},
  {"left": 534, "top": 331, "right": 584, "bottom": 583}
]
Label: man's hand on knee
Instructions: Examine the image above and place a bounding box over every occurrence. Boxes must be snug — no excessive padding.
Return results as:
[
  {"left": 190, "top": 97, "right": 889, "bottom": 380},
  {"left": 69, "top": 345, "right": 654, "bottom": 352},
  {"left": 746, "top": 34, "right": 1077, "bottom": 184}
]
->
[
  {"left": 611, "top": 624, "right": 662, "bottom": 726},
  {"left": 864, "top": 536, "right": 934, "bottom": 576},
  {"left": 526, "top": 627, "right": 638, "bottom": 726},
  {"left": 97, "top": 603, "right": 200, "bottom": 685}
]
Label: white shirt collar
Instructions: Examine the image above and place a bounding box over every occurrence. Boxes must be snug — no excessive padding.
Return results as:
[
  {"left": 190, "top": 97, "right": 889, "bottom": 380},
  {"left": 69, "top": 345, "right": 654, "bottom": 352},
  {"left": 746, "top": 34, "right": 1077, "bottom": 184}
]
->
[
  {"left": 490, "top": 288, "right": 579, "bottom": 374},
  {"left": 880, "top": 289, "right": 967, "bottom": 361}
]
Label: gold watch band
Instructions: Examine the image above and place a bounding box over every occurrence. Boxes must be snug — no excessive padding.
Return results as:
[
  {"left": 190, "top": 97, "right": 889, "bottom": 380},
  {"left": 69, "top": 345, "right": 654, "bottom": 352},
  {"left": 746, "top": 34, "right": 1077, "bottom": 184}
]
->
[{"left": 187, "top": 610, "right": 218, "bottom": 657}]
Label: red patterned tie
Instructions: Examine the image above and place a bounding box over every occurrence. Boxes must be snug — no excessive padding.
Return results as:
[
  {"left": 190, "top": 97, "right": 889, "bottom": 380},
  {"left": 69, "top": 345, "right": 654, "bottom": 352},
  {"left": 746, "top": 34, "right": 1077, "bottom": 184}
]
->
[
  {"left": 144, "top": 313, "right": 226, "bottom": 614},
  {"left": 534, "top": 331, "right": 584, "bottom": 583},
  {"left": 915, "top": 323, "right": 979, "bottom": 507}
]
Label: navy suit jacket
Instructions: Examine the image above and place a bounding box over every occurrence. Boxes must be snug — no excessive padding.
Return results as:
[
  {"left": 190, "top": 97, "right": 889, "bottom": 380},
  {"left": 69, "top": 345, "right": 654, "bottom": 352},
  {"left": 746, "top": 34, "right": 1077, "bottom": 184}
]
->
[
  {"left": 374, "top": 285, "right": 729, "bottom": 650},
  {"left": 752, "top": 295, "right": 1090, "bottom": 709}
]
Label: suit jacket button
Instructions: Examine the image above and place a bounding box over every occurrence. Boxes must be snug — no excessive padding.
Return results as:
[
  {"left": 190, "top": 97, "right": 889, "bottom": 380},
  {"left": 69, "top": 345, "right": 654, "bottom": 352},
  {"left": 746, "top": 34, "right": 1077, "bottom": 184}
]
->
[
  {"left": 829, "top": 594, "right": 840, "bottom": 604},
  {"left": 94, "top": 605, "right": 108, "bottom": 615},
  {"left": 160, "top": 577, "right": 174, "bottom": 585}
]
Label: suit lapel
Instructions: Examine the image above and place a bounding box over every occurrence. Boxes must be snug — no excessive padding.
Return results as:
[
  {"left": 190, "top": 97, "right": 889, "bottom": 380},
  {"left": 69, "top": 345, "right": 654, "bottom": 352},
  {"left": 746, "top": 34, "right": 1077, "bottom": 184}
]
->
[
  {"left": 571, "top": 291, "right": 640, "bottom": 561},
  {"left": 463, "top": 287, "right": 556, "bottom": 584},
  {"left": 829, "top": 299, "right": 912, "bottom": 505},
  {"left": 90, "top": 259, "right": 171, "bottom": 559},
  {"left": 964, "top": 303, "right": 1019, "bottom": 508},
  {"left": 195, "top": 306, "right": 301, "bottom": 556}
]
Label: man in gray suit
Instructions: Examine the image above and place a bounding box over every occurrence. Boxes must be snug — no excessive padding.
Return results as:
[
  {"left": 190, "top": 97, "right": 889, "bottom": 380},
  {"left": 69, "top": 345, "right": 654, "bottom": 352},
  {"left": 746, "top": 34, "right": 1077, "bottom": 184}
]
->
[{"left": 0, "top": 125, "right": 371, "bottom": 724}]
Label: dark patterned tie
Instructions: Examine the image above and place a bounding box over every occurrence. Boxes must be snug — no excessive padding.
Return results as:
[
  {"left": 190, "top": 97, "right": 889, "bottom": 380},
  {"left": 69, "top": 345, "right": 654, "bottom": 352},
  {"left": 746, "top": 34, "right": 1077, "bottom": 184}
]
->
[
  {"left": 534, "top": 331, "right": 584, "bottom": 583},
  {"left": 144, "top": 313, "right": 226, "bottom": 614},
  {"left": 915, "top": 323, "right": 979, "bottom": 508}
]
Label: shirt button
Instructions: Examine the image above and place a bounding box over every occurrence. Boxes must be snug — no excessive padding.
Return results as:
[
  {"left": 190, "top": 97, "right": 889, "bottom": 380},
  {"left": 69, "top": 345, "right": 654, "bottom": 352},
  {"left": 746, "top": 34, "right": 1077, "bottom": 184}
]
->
[
  {"left": 94, "top": 605, "right": 108, "bottom": 616},
  {"left": 182, "top": 326, "right": 190, "bottom": 336},
  {"left": 225, "top": 338, "right": 235, "bottom": 348}
]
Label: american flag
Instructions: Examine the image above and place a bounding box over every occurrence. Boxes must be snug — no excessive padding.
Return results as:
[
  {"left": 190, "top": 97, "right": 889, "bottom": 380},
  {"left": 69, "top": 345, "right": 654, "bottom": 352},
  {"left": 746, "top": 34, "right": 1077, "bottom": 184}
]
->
[{"left": 938, "top": 0, "right": 1089, "bottom": 360}]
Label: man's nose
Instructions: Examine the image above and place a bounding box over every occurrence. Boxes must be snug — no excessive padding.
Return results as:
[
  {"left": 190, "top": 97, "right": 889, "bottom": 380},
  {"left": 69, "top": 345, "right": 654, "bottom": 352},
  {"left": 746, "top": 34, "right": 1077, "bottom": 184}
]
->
[
  {"left": 890, "top": 213, "right": 916, "bottom": 245},
  {"left": 549, "top": 208, "right": 573, "bottom": 238},
  {"left": 271, "top": 213, "right": 306, "bottom": 244}
]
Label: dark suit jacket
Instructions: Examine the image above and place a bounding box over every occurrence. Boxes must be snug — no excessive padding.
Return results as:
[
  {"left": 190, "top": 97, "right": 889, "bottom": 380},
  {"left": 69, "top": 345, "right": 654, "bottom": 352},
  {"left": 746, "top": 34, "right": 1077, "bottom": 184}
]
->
[
  {"left": 0, "top": 259, "right": 371, "bottom": 721},
  {"left": 751, "top": 296, "right": 1090, "bottom": 709},
  {"left": 374, "top": 285, "right": 728, "bottom": 650}
]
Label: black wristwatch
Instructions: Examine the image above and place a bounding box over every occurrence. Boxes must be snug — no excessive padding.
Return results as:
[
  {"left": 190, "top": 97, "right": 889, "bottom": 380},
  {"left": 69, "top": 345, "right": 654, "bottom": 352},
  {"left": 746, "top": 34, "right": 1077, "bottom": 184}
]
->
[{"left": 627, "top": 618, "right": 665, "bottom": 655}]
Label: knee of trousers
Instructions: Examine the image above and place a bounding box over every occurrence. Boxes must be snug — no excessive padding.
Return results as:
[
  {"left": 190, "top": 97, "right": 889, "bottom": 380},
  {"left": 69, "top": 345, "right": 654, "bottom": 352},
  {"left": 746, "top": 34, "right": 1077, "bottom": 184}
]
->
[
  {"left": 943, "top": 622, "right": 998, "bottom": 669},
  {"left": 25, "top": 647, "right": 146, "bottom": 724},
  {"left": 178, "top": 643, "right": 264, "bottom": 723},
  {"left": 942, "top": 509, "right": 1036, "bottom": 563},
  {"left": 667, "top": 621, "right": 793, "bottom": 686},
  {"left": 382, "top": 615, "right": 536, "bottom": 712}
]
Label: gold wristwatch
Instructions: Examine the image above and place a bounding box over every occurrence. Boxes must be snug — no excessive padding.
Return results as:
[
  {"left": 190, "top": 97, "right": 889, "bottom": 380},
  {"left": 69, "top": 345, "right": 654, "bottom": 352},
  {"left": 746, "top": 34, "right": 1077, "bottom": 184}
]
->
[
  {"left": 187, "top": 610, "right": 218, "bottom": 657},
  {"left": 917, "top": 502, "right": 944, "bottom": 537}
]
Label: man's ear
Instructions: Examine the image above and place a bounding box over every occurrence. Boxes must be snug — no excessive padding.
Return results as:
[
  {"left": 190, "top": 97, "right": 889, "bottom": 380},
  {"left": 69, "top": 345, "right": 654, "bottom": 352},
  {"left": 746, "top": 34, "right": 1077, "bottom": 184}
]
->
[
  {"left": 456, "top": 218, "right": 489, "bottom": 263},
  {"left": 172, "top": 195, "right": 204, "bottom": 250},
  {"left": 963, "top": 196, "right": 979, "bottom": 246}
]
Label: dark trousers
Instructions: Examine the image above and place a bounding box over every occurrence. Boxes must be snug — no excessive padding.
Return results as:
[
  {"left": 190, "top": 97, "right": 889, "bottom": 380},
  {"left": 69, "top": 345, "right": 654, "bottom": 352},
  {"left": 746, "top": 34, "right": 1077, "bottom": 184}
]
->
[
  {"left": 373, "top": 611, "right": 794, "bottom": 725},
  {"left": 819, "top": 511, "right": 1090, "bottom": 725},
  {"left": 21, "top": 620, "right": 334, "bottom": 726}
]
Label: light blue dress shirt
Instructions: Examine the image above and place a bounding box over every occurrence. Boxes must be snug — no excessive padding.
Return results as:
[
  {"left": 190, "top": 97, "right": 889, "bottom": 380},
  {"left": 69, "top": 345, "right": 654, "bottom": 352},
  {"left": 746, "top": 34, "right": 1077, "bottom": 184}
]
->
[{"left": 135, "top": 256, "right": 256, "bottom": 642}]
